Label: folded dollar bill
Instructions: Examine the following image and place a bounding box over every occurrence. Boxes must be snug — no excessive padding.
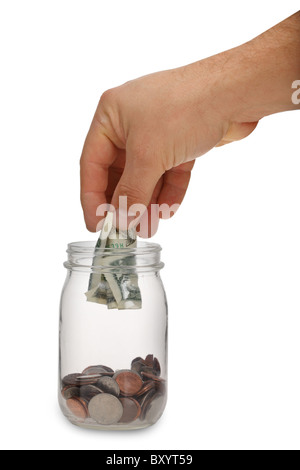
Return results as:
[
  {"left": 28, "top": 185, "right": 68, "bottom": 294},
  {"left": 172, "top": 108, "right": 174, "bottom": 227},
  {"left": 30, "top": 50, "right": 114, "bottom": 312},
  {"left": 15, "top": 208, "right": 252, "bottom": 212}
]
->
[{"left": 85, "top": 212, "right": 142, "bottom": 310}]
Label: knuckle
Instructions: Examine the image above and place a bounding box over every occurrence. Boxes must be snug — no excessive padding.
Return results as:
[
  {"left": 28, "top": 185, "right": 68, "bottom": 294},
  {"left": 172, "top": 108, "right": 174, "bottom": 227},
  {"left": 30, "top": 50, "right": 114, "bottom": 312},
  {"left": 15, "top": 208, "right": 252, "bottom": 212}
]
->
[
  {"left": 95, "top": 88, "right": 119, "bottom": 132},
  {"left": 99, "top": 88, "right": 116, "bottom": 105}
]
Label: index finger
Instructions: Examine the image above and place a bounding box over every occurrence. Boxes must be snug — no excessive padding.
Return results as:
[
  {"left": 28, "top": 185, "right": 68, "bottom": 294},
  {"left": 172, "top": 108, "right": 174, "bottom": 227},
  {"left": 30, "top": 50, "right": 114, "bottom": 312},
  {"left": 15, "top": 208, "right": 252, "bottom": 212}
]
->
[{"left": 80, "top": 120, "right": 117, "bottom": 232}]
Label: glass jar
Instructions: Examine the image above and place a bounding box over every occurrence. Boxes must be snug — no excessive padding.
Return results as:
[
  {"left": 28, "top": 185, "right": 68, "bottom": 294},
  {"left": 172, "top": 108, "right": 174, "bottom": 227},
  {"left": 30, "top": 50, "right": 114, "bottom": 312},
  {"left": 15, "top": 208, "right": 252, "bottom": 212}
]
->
[{"left": 58, "top": 241, "right": 168, "bottom": 430}]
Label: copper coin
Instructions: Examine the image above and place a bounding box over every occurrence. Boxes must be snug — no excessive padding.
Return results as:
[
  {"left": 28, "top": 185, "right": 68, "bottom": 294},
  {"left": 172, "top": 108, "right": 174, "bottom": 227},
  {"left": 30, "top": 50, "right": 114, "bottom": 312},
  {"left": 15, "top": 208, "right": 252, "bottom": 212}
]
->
[
  {"left": 66, "top": 397, "right": 88, "bottom": 420},
  {"left": 145, "top": 354, "right": 154, "bottom": 367},
  {"left": 62, "top": 373, "right": 81, "bottom": 387},
  {"left": 113, "top": 370, "right": 143, "bottom": 397},
  {"left": 88, "top": 393, "right": 123, "bottom": 425},
  {"left": 119, "top": 397, "right": 141, "bottom": 424},
  {"left": 135, "top": 381, "right": 155, "bottom": 397},
  {"left": 141, "top": 371, "right": 166, "bottom": 383},
  {"left": 131, "top": 355, "right": 161, "bottom": 377},
  {"left": 61, "top": 386, "right": 80, "bottom": 400},
  {"left": 96, "top": 376, "right": 120, "bottom": 397}
]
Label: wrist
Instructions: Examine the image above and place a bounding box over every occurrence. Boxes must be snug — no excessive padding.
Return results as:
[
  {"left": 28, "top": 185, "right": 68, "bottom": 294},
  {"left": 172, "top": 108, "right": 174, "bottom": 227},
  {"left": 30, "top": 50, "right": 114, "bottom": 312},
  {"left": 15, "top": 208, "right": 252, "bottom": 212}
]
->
[{"left": 218, "top": 13, "right": 300, "bottom": 123}]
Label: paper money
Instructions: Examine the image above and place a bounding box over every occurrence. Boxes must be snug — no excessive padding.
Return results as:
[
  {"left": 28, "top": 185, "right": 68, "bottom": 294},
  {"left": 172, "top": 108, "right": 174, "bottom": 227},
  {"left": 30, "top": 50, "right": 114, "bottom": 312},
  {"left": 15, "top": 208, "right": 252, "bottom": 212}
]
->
[{"left": 85, "top": 212, "right": 142, "bottom": 310}]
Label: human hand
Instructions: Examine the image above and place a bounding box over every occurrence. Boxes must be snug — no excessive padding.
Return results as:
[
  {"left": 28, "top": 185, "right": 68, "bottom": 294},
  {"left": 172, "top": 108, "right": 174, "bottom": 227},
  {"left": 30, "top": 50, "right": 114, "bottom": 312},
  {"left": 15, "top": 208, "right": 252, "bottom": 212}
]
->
[
  {"left": 80, "top": 61, "right": 256, "bottom": 236},
  {"left": 80, "top": 12, "right": 299, "bottom": 236}
]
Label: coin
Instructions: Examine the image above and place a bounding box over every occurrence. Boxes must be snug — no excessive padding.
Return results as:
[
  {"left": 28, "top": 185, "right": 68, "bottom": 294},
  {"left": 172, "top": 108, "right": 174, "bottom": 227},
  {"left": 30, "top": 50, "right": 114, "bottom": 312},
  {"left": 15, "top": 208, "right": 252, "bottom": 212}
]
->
[
  {"left": 62, "top": 355, "right": 166, "bottom": 426},
  {"left": 79, "top": 385, "right": 102, "bottom": 401},
  {"left": 135, "top": 381, "right": 155, "bottom": 397},
  {"left": 141, "top": 365, "right": 155, "bottom": 375},
  {"left": 100, "top": 365, "right": 115, "bottom": 373},
  {"left": 138, "top": 388, "right": 157, "bottom": 420},
  {"left": 141, "top": 371, "right": 166, "bottom": 383},
  {"left": 88, "top": 393, "right": 124, "bottom": 425},
  {"left": 61, "top": 386, "right": 80, "bottom": 400},
  {"left": 62, "top": 373, "right": 81, "bottom": 387},
  {"left": 131, "top": 357, "right": 145, "bottom": 366},
  {"left": 155, "top": 380, "right": 167, "bottom": 395},
  {"left": 153, "top": 357, "right": 161, "bottom": 376},
  {"left": 82, "top": 365, "right": 114, "bottom": 376},
  {"left": 75, "top": 374, "right": 102, "bottom": 386},
  {"left": 66, "top": 397, "right": 88, "bottom": 420},
  {"left": 119, "top": 397, "right": 141, "bottom": 423},
  {"left": 96, "top": 376, "right": 120, "bottom": 397},
  {"left": 143, "top": 393, "right": 165, "bottom": 424},
  {"left": 145, "top": 354, "right": 154, "bottom": 367},
  {"left": 131, "top": 355, "right": 161, "bottom": 377},
  {"left": 131, "top": 360, "right": 146, "bottom": 375},
  {"left": 113, "top": 370, "right": 143, "bottom": 397}
]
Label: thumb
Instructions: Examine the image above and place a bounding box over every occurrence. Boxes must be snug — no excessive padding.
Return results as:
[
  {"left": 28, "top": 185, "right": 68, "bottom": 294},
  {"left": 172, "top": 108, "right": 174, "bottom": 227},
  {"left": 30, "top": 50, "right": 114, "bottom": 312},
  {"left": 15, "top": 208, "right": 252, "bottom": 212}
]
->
[{"left": 111, "top": 156, "right": 162, "bottom": 225}]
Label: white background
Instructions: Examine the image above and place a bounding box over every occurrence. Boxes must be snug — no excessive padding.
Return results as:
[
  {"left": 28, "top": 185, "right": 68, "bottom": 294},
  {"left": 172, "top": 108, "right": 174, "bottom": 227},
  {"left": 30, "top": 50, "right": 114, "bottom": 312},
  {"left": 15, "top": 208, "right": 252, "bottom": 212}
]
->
[{"left": 0, "top": 0, "right": 299, "bottom": 451}]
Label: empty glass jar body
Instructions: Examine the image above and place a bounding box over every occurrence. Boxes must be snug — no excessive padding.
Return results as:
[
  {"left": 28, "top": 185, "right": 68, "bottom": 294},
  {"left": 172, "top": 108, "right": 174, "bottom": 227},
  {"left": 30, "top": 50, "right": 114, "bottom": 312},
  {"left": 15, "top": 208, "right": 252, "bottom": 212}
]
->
[{"left": 59, "top": 241, "right": 168, "bottom": 430}]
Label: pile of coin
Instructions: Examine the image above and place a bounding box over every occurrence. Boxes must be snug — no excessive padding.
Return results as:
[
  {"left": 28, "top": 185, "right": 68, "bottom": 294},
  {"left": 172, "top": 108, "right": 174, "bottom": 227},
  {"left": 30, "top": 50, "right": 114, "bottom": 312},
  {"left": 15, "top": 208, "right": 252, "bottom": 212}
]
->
[{"left": 61, "top": 354, "right": 166, "bottom": 426}]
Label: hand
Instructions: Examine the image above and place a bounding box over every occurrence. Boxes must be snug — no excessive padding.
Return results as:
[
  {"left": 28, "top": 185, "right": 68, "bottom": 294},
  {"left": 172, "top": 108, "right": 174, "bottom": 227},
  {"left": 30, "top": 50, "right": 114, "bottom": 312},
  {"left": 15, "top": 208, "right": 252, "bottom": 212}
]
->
[
  {"left": 80, "top": 62, "right": 256, "bottom": 236},
  {"left": 80, "top": 12, "right": 299, "bottom": 236}
]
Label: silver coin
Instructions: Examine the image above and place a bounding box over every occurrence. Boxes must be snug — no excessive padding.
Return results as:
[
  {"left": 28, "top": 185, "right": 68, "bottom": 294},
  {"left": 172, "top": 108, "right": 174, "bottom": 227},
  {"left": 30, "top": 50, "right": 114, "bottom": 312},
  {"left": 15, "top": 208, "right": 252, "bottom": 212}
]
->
[
  {"left": 80, "top": 385, "right": 102, "bottom": 401},
  {"left": 131, "top": 361, "right": 144, "bottom": 375},
  {"left": 88, "top": 393, "right": 123, "bottom": 425},
  {"left": 82, "top": 365, "right": 114, "bottom": 376},
  {"left": 144, "top": 393, "right": 166, "bottom": 424},
  {"left": 62, "top": 386, "right": 80, "bottom": 400},
  {"left": 96, "top": 376, "right": 120, "bottom": 397}
]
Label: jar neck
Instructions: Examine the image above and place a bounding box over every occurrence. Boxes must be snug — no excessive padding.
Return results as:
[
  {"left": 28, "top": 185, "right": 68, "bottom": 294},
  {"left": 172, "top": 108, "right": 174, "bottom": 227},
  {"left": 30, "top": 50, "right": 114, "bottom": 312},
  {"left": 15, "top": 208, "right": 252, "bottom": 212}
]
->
[{"left": 64, "top": 241, "right": 164, "bottom": 274}]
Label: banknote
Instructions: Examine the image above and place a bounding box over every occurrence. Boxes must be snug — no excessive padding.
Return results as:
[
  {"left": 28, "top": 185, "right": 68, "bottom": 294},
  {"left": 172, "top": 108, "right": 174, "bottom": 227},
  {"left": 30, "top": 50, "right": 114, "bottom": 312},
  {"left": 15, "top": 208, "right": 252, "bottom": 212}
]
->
[{"left": 85, "top": 212, "right": 142, "bottom": 309}]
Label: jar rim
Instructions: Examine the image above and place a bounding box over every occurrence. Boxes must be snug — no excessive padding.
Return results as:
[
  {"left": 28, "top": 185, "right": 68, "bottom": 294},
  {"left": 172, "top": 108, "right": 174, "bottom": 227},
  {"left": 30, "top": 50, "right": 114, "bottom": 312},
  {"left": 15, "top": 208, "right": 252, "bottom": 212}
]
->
[
  {"left": 67, "top": 240, "right": 162, "bottom": 255},
  {"left": 64, "top": 240, "right": 164, "bottom": 272}
]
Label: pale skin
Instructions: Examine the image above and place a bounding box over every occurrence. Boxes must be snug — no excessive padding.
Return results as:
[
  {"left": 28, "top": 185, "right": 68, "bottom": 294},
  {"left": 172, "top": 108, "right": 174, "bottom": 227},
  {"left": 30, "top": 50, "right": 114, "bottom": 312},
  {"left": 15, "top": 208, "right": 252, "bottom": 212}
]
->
[{"left": 80, "top": 12, "right": 300, "bottom": 236}]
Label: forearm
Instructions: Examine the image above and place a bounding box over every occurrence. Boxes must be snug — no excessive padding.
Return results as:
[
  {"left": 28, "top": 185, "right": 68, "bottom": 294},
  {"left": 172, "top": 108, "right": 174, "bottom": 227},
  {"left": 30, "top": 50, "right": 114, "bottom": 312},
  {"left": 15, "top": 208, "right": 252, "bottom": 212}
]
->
[
  {"left": 81, "top": 12, "right": 300, "bottom": 230},
  {"left": 189, "top": 12, "right": 300, "bottom": 126},
  {"left": 223, "top": 12, "right": 300, "bottom": 122}
]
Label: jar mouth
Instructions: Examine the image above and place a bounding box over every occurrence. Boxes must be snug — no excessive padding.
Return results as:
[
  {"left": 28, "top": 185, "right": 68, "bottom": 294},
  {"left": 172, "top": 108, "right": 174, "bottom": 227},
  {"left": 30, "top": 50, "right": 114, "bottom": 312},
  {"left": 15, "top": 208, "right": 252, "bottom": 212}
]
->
[
  {"left": 67, "top": 240, "right": 162, "bottom": 255},
  {"left": 64, "top": 240, "right": 164, "bottom": 272}
]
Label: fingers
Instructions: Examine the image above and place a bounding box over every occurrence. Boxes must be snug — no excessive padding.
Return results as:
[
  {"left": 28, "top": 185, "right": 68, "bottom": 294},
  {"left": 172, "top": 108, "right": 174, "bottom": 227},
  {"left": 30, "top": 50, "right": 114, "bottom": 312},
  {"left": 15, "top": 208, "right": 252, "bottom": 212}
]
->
[
  {"left": 110, "top": 143, "right": 164, "bottom": 224},
  {"left": 80, "top": 122, "right": 118, "bottom": 232},
  {"left": 137, "top": 177, "right": 164, "bottom": 238},
  {"left": 157, "top": 161, "right": 195, "bottom": 218},
  {"left": 80, "top": 117, "right": 191, "bottom": 235},
  {"left": 110, "top": 156, "right": 194, "bottom": 235},
  {"left": 136, "top": 162, "right": 194, "bottom": 238}
]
